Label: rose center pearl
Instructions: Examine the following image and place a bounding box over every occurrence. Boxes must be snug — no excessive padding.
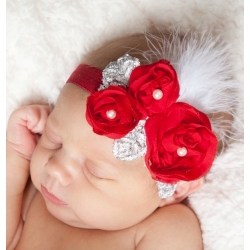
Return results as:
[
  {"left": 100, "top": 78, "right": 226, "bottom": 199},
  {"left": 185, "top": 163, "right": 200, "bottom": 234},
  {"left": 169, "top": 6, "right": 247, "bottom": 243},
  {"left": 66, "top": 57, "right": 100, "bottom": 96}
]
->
[
  {"left": 177, "top": 147, "right": 187, "bottom": 157},
  {"left": 106, "top": 109, "right": 116, "bottom": 119},
  {"left": 152, "top": 89, "right": 163, "bottom": 100}
]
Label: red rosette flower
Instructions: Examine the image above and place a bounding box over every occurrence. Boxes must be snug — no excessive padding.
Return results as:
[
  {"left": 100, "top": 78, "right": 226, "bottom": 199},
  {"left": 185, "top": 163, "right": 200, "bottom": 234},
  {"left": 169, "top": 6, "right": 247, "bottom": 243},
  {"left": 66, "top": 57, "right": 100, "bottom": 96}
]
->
[
  {"left": 128, "top": 60, "right": 180, "bottom": 118},
  {"left": 145, "top": 102, "right": 218, "bottom": 183},
  {"left": 86, "top": 85, "right": 140, "bottom": 139}
]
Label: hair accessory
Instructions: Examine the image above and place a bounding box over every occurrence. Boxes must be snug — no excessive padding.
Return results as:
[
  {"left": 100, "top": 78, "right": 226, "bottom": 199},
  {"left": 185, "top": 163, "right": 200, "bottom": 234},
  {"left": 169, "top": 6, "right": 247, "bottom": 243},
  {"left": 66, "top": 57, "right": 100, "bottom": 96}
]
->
[
  {"left": 157, "top": 182, "right": 178, "bottom": 199},
  {"left": 113, "top": 120, "right": 146, "bottom": 161},
  {"left": 67, "top": 54, "right": 218, "bottom": 198},
  {"left": 100, "top": 54, "right": 140, "bottom": 90}
]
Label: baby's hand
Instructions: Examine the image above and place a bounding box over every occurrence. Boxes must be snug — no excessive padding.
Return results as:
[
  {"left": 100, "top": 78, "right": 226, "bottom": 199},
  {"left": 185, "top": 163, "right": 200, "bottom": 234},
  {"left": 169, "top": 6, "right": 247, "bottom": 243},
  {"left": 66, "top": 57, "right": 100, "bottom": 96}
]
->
[
  {"left": 6, "top": 105, "right": 52, "bottom": 249},
  {"left": 7, "top": 105, "right": 53, "bottom": 160}
]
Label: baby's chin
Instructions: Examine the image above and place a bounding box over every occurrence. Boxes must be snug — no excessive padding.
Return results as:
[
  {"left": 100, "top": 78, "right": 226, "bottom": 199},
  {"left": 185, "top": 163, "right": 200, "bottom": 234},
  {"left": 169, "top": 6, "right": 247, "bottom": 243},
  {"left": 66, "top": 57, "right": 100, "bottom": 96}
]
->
[
  {"left": 45, "top": 202, "right": 139, "bottom": 231},
  {"left": 44, "top": 200, "right": 95, "bottom": 229}
]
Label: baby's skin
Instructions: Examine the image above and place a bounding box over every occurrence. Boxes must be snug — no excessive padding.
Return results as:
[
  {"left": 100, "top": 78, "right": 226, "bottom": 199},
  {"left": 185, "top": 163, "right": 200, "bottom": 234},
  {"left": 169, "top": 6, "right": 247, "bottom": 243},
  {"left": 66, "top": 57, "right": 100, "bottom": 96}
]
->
[{"left": 7, "top": 83, "right": 203, "bottom": 250}]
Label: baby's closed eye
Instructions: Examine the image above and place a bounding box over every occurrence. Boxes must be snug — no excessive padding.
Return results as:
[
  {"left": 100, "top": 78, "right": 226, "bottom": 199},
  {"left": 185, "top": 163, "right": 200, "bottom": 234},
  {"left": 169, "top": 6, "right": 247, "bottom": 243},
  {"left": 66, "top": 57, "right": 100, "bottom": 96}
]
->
[{"left": 83, "top": 161, "right": 115, "bottom": 180}]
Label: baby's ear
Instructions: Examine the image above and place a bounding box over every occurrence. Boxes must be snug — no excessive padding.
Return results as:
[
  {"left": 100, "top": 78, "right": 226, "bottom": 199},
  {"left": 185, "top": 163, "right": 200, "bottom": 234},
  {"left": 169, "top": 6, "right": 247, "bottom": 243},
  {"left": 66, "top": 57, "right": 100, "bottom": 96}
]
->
[{"left": 159, "top": 178, "right": 204, "bottom": 207}]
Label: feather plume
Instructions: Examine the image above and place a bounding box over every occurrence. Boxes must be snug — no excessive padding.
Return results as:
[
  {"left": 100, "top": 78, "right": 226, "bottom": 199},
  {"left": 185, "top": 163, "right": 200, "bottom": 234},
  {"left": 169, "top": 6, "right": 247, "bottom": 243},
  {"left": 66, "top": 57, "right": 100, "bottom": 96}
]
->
[{"left": 133, "top": 29, "right": 240, "bottom": 151}]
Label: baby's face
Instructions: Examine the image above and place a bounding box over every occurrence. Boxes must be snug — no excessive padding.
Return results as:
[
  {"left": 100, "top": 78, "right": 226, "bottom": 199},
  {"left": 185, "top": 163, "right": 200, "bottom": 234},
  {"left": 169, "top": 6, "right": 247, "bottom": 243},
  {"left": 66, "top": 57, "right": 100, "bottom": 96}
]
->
[{"left": 30, "top": 84, "right": 162, "bottom": 230}]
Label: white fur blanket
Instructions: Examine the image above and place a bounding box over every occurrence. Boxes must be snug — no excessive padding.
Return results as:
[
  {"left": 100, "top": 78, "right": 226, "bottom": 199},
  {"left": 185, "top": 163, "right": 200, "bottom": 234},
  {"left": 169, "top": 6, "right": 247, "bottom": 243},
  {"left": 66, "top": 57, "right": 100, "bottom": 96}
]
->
[{"left": 6, "top": 1, "right": 244, "bottom": 249}]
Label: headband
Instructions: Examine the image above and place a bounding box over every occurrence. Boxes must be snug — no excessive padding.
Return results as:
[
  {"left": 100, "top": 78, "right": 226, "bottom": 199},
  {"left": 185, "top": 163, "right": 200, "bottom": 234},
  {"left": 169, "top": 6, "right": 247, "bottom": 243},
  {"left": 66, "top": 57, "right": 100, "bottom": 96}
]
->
[{"left": 66, "top": 54, "right": 218, "bottom": 198}]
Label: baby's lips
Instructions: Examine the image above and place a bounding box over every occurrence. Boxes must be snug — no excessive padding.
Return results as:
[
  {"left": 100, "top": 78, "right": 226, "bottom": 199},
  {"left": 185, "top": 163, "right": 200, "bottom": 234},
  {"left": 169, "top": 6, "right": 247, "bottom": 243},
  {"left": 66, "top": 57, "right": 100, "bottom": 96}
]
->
[{"left": 41, "top": 185, "right": 68, "bottom": 206}]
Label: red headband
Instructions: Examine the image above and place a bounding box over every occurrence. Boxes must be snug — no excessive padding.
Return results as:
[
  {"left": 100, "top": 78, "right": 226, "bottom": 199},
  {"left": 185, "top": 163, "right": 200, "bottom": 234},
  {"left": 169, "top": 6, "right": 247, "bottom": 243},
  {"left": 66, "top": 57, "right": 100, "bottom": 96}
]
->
[
  {"left": 66, "top": 64, "right": 102, "bottom": 93},
  {"left": 65, "top": 58, "right": 217, "bottom": 186}
]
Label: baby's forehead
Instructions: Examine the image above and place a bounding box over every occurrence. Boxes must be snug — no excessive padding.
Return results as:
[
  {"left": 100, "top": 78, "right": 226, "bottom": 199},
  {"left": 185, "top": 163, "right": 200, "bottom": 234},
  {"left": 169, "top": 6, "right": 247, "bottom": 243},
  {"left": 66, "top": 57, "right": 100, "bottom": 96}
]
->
[
  {"left": 54, "top": 84, "right": 90, "bottom": 112},
  {"left": 60, "top": 84, "right": 89, "bottom": 102},
  {"left": 47, "top": 84, "right": 92, "bottom": 134}
]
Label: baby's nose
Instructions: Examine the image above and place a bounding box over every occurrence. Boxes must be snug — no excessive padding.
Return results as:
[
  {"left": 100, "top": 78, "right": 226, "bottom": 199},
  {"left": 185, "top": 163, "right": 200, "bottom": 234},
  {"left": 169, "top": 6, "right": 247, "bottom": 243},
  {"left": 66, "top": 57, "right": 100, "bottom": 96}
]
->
[{"left": 44, "top": 156, "right": 74, "bottom": 186}]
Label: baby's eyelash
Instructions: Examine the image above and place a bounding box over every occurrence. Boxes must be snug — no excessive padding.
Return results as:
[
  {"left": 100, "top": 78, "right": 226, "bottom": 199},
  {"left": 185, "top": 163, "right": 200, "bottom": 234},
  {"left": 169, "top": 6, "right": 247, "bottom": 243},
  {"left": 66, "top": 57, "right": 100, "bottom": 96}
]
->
[
  {"left": 83, "top": 162, "right": 116, "bottom": 182},
  {"left": 84, "top": 164, "right": 103, "bottom": 179},
  {"left": 84, "top": 162, "right": 116, "bottom": 181}
]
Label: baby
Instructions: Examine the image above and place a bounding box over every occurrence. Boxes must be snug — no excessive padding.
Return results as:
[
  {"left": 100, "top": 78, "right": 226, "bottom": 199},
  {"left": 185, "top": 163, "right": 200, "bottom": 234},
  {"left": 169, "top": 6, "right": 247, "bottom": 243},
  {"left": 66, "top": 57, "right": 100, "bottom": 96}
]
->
[{"left": 6, "top": 30, "right": 237, "bottom": 249}]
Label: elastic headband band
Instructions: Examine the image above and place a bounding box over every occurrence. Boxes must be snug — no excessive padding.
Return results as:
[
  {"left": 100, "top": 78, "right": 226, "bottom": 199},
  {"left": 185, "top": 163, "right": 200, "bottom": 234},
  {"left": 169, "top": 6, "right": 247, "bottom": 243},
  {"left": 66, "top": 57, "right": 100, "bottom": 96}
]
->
[
  {"left": 65, "top": 54, "right": 218, "bottom": 199},
  {"left": 66, "top": 64, "right": 102, "bottom": 93}
]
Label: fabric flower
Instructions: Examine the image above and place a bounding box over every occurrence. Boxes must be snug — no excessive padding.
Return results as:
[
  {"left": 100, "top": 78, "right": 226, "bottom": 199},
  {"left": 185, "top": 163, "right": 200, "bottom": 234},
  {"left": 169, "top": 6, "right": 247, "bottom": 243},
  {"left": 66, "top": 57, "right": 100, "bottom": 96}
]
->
[
  {"left": 145, "top": 102, "right": 218, "bottom": 183},
  {"left": 86, "top": 85, "right": 140, "bottom": 139},
  {"left": 128, "top": 60, "right": 179, "bottom": 118}
]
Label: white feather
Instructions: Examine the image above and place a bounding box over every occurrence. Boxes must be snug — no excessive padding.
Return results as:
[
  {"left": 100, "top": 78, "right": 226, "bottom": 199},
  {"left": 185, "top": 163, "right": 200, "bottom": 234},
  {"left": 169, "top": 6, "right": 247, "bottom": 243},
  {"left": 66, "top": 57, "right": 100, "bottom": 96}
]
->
[{"left": 133, "top": 29, "right": 241, "bottom": 150}]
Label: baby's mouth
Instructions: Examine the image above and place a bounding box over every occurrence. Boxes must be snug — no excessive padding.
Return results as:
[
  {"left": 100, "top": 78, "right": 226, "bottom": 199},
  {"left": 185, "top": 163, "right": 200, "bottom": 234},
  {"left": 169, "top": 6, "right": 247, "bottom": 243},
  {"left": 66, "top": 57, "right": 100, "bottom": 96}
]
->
[{"left": 41, "top": 185, "right": 68, "bottom": 206}]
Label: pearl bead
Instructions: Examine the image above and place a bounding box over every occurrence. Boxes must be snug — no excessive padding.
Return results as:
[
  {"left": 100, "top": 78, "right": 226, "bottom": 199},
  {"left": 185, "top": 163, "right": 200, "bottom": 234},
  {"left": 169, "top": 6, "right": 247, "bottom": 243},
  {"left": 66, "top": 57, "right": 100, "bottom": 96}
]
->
[
  {"left": 106, "top": 109, "right": 116, "bottom": 119},
  {"left": 177, "top": 147, "right": 187, "bottom": 157},
  {"left": 152, "top": 89, "right": 163, "bottom": 100}
]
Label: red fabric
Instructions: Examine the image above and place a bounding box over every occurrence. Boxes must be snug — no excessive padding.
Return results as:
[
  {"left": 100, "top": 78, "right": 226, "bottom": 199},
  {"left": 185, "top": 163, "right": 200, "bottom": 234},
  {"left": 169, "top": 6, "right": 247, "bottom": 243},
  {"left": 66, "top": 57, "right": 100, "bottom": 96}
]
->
[
  {"left": 66, "top": 64, "right": 102, "bottom": 93},
  {"left": 69, "top": 60, "right": 217, "bottom": 183},
  {"left": 86, "top": 86, "right": 140, "bottom": 139},
  {"left": 145, "top": 102, "right": 218, "bottom": 183},
  {"left": 128, "top": 60, "right": 179, "bottom": 118}
]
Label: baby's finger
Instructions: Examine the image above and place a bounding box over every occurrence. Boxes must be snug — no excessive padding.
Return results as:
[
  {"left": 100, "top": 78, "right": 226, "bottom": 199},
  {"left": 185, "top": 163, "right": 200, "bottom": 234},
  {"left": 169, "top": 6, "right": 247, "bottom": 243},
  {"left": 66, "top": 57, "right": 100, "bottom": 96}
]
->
[{"left": 26, "top": 105, "right": 53, "bottom": 134}]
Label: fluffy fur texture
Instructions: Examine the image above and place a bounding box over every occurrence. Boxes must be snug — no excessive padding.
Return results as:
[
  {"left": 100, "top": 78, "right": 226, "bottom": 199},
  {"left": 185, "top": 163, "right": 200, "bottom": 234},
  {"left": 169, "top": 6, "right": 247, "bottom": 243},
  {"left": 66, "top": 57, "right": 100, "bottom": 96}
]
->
[
  {"left": 7, "top": 1, "right": 243, "bottom": 249},
  {"left": 137, "top": 30, "right": 240, "bottom": 149}
]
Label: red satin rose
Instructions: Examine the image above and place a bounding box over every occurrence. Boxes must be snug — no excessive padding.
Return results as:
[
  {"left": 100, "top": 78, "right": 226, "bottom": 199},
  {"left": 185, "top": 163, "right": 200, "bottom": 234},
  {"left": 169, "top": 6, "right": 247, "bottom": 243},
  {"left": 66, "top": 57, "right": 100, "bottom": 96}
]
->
[
  {"left": 86, "top": 85, "right": 140, "bottom": 139},
  {"left": 128, "top": 60, "right": 180, "bottom": 118},
  {"left": 145, "top": 102, "right": 218, "bottom": 183}
]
